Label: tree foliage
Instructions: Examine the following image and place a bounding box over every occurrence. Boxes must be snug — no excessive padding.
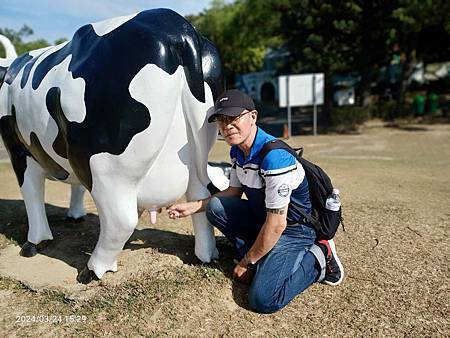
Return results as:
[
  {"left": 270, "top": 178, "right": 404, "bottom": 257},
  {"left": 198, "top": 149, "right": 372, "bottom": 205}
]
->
[
  {"left": 188, "top": 0, "right": 283, "bottom": 84},
  {"left": 0, "top": 25, "right": 67, "bottom": 58},
  {"left": 276, "top": 0, "right": 361, "bottom": 75}
]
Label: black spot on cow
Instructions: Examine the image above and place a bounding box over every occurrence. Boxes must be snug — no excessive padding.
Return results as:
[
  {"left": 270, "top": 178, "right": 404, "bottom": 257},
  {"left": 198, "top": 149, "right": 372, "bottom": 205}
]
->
[
  {"left": 28, "top": 132, "right": 69, "bottom": 181},
  {"left": 21, "top": 52, "right": 44, "bottom": 89},
  {"left": 0, "top": 115, "right": 28, "bottom": 186},
  {"left": 201, "top": 37, "right": 225, "bottom": 101},
  {"left": 1, "top": 103, "right": 69, "bottom": 185},
  {"left": 4, "top": 53, "right": 32, "bottom": 85},
  {"left": 46, "top": 87, "right": 68, "bottom": 159},
  {"left": 27, "top": 8, "right": 224, "bottom": 190}
]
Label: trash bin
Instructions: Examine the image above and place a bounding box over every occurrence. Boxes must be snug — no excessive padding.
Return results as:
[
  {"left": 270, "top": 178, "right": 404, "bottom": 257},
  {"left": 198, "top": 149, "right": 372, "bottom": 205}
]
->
[
  {"left": 427, "top": 92, "right": 439, "bottom": 114},
  {"left": 413, "top": 94, "right": 425, "bottom": 116}
]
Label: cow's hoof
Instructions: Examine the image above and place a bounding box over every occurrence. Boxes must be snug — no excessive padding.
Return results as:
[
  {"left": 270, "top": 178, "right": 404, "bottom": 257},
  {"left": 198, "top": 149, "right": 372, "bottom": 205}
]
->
[
  {"left": 64, "top": 216, "right": 85, "bottom": 223},
  {"left": 77, "top": 266, "right": 98, "bottom": 284},
  {"left": 19, "top": 241, "right": 38, "bottom": 257}
]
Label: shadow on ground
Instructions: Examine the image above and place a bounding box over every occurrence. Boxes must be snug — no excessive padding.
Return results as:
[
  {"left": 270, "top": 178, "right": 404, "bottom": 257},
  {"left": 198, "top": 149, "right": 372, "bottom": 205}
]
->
[
  {"left": 385, "top": 123, "right": 430, "bottom": 132},
  {"left": 0, "top": 199, "right": 225, "bottom": 269},
  {"left": 0, "top": 198, "right": 241, "bottom": 295}
]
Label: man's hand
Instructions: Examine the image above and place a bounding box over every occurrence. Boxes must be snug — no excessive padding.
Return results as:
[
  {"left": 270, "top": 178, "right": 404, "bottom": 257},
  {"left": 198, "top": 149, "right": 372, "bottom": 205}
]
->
[
  {"left": 167, "top": 187, "right": 242, "bottom": 220},
  {"left": 167, "top": 201, "right": 201, "bottom": 219},
  {"left": 233, "top": 260, "right": 255, "bottom": 285}
]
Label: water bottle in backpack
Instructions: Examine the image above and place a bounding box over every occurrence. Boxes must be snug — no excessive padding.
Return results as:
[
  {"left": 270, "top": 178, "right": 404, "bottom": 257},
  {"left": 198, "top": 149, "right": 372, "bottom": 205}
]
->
[{"left": 325, "top": 189, "right": 341, "bottom": 211}]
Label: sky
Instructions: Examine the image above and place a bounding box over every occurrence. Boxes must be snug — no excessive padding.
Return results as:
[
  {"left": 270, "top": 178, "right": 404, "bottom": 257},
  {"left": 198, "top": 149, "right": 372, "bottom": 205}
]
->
[{"left": 0, "top": 0, "right": 219, "bottom": 43}]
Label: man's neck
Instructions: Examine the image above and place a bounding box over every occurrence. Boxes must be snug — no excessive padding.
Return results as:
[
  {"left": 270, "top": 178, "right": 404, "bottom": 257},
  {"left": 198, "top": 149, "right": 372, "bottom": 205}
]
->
[{"left": 238, "top": 125, "right": 258, "bottom": 158}]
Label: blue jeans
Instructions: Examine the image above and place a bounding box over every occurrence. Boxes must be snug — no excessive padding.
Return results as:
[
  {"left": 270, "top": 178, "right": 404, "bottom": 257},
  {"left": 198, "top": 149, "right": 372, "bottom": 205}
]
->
[{"left": 205, "top": 196, "right": 322, "bottom": 314}]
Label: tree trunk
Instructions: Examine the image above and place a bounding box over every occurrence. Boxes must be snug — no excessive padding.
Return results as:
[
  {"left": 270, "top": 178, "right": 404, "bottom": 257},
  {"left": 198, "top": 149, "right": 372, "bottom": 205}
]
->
[{"left": 320, "top": 70, "right": 333, "bottom": 128}]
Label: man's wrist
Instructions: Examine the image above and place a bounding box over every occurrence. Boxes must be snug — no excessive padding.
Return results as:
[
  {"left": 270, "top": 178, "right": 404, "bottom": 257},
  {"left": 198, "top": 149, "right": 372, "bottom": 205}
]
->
[
  {"left": 242, "top": 253, "right": 257, "bottom": 269},
  {"left": 190, "top": 199, "right": 205, "bottom": 214}
]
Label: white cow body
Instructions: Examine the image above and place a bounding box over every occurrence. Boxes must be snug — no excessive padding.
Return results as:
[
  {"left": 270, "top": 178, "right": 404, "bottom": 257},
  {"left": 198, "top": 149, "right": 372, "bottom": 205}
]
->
[{"left": 0, "top": 9, "right": 224, "bottom": 282}]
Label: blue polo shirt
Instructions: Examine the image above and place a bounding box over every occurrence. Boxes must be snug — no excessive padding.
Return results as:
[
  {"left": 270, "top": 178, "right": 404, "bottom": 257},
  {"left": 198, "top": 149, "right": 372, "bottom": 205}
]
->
[{"left": 229, "top": 127, "right": 312, "bottom": 225}]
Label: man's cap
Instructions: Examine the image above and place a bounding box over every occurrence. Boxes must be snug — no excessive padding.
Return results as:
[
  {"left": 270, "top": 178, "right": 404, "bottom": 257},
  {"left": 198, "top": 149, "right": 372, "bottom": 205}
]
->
[{"left": 208, "top": 89, "right": 255, "bottom": 123}]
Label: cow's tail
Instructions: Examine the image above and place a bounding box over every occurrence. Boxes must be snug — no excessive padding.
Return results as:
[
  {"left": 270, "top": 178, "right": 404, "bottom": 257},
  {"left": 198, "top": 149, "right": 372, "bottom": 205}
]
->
[
  {"left": 0, "top": 64, "right": 10, "bottom": 120},
  {"left": 0, "top": 34, "right": 17, "bottom": 92},
  {"left": 0, "top": 34, "right": 18, "bottom": 59}
]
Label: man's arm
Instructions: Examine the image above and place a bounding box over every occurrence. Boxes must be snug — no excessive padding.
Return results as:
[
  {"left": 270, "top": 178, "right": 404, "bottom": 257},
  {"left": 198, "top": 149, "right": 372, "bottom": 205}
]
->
[
  {"left": 167, "top": 186, "right": 242, "bottom": 219},
  {"left": 233, "top": 205, "right": 288, "bottom": 281}
]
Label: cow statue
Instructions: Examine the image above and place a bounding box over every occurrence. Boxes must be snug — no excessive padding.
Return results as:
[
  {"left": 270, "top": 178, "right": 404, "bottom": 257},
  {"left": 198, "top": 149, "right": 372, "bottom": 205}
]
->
[
  {"left": 0, "top": 34, "right": 18, "bottom": 62},
  {"left": 0, "top": 35, "right": 92, "bottom": 223},
  {"left": 0, "top": 8, "right": 225, "bottom": 284}
]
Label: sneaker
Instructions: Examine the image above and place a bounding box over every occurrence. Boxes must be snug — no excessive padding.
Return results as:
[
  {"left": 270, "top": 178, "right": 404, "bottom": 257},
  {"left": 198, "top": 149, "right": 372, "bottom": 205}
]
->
[{"left": 318, "top": 239, "right": 344, "bottom": 286}]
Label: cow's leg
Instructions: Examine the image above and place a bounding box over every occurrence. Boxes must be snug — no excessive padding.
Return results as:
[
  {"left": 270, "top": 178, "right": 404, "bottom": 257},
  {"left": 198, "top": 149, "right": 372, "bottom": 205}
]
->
[
  {"left": 187, "top": 172, "right": 218, "bottom": 263},
  {"left": 66, "top": 184, "right": 86, "bottom": 221},
  {"left": 20, "top": 157, "right": 53, "bottom": 257},
  {"left": 77, "top": 178, "right": 138, "bottom": 284}
]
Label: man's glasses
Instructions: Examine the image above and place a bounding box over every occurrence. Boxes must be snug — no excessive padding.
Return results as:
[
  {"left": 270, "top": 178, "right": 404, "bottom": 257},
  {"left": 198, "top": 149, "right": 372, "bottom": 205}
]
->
[{"left": 215, "top": 111, "right": 252, "bottom": 125}]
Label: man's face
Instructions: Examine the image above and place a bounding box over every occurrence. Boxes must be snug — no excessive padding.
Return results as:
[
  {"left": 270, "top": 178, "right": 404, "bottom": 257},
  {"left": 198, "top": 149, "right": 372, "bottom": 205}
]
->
[{"left": 216, "top": 110, "right": 257, "bottom": 146}]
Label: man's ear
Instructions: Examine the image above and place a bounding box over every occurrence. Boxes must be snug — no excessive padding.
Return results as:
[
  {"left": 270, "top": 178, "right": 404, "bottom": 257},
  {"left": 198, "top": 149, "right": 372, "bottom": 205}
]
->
[{"left": 251, "top": 110, "right": 258, "bottom": 123}]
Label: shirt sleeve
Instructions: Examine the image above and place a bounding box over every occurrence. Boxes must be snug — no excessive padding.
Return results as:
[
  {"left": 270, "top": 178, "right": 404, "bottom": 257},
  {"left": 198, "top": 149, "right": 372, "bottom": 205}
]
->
[{"left": 260, "top": 149, "right": 304, "bottom": 209}]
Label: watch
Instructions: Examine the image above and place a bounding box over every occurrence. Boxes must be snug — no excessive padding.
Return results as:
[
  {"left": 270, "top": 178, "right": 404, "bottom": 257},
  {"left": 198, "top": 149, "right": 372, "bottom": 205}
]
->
[{"left": 243, "top": 253, "right": 257, "bottom": 270}]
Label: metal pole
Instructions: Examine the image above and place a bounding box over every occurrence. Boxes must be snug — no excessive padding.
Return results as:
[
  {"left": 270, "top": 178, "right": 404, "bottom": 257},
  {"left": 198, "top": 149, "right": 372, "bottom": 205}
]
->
[
  {"left": 286, "top": 76, "right": 291, "bottom": 138},
  {"left": 313, "top": 74, "right": 317, "bottom": 136}
]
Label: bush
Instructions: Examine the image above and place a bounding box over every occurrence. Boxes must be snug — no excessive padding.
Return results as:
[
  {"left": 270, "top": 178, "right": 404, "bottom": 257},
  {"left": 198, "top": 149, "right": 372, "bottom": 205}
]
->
[
  {"left": 371, "top": 100, "right": 397, "bottom": 120},
  {"left": 331, "top": 106, "right": 370, "bottom": 132}
]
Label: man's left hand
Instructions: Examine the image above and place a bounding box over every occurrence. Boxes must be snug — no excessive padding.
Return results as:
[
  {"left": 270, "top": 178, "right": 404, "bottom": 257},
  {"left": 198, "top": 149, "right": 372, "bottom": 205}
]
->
[{"left": 233, "top": 261, "right": 254, "bottom": 285}]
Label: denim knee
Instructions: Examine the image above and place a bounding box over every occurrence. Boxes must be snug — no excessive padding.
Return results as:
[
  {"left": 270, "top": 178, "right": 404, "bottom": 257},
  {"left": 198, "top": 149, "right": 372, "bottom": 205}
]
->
[
  {"left": 205, "top": 196, "right": 224, "bottom": 226},
  {"left": 248, "top": 286, "right": 284, "bottom": 314}
]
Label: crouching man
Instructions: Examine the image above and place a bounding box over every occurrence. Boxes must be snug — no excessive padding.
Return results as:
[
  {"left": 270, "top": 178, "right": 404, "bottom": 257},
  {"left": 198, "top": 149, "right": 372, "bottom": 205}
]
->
[{"left": 168, "top": 90, "right": 344, "bottom": 313}]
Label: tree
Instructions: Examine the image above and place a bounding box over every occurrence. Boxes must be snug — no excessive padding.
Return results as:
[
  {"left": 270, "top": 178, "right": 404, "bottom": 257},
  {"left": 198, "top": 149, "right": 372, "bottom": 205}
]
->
[
  {"left": 276, "top": 0, "right": 450, "bottom": 120},
  {"left": 355, "top": 0, "right": 399, "bottom": 107},
  {"left": 188, "top": 0, "right": 282, "bottom": 85},
  {"left": 0, "top": 25, "right": 52, "bottom": 58},
  {"left": 388, "top": 0, "right": 450, "bottom": 114},
  {"left": 275, "top": 0, "right": 362, "bottom": 125}
]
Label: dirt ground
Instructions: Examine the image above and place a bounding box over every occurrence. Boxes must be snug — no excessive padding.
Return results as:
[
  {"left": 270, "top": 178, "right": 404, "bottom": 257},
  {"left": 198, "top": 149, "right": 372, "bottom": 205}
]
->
[{"left": 0, "top": 120, "right": 448, "bottom": 337}]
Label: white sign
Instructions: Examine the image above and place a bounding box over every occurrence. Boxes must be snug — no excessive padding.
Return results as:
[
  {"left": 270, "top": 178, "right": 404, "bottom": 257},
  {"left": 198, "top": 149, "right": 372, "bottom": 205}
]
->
[{"left": 278, "top": 73, "right": 324, "bottom": 107}]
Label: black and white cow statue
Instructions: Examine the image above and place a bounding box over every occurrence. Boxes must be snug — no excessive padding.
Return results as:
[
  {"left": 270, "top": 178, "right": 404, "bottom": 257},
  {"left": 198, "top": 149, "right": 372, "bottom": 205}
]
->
[
  {"left": 0, "top": 34, "right": 18, "bottom": 61},
  {"left": 0, "top": 8, "right": 225, "bottom": 283},
  {"left": 0, "top": 35, "right": 97, "bottom": 223}
]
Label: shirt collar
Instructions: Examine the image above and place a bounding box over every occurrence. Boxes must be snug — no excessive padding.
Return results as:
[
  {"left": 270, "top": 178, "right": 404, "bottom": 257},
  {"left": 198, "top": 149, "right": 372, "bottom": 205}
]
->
[{"left": 236, "top": 127, "right": 272, "bottom": 164}]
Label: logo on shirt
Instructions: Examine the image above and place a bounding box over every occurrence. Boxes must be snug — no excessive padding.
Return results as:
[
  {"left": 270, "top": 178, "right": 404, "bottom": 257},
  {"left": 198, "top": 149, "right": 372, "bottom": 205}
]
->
[{"left": 277, "top": 184, "right": 290, "bottom": 197}]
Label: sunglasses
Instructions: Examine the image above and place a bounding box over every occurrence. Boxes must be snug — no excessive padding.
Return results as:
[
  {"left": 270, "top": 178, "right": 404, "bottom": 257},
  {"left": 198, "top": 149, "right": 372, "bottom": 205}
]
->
[{"left": 215, "top": 111, "right": 253, "bottom": 125}]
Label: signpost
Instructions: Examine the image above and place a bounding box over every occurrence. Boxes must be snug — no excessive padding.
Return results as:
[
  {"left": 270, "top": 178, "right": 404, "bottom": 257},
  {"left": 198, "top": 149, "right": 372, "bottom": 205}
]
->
[{"left": 278, "top": 73, "right": 324, "bottom": 137}]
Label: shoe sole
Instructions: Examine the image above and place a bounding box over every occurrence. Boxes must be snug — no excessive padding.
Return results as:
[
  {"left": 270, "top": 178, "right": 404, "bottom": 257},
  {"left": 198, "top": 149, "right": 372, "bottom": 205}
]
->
[{"left": 324, "top": 239, "right": 344, "bottom": 286}]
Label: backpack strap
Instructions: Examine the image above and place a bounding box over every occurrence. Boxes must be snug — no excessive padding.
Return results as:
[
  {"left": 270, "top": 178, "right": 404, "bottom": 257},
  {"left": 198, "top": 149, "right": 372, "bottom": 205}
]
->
[
  {"left": 259, "top": 139, "right": 303, "bottom": 163},
  {"left": 259, "top": 139, "right": 321, "bottom": 230}
]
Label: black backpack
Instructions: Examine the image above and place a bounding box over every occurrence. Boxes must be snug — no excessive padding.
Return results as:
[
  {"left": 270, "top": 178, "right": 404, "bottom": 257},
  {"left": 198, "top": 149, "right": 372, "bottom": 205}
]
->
[{"left": 259, "top": 139, "right": 344, "bottom": 240}]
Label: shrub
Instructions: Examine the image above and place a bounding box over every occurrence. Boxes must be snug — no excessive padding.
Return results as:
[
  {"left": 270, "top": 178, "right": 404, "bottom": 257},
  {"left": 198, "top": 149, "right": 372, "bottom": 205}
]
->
[{"left": 331, "top": 106, "right": 370, "bottom": 132}]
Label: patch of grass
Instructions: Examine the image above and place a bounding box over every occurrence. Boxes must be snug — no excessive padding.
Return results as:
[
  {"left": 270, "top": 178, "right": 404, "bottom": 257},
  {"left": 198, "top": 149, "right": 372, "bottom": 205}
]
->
[
  {"left": 84, "top": 266, "right": 196, "bottom": 318},
  {"left": 0, "top": 265, "right": 205, "bottom": 336},
  {"left": 41, "top": 290, "right": 75, "bottom": 306},
  {"left": 0, "top": 275, "right": 23, "bottom": 290}
]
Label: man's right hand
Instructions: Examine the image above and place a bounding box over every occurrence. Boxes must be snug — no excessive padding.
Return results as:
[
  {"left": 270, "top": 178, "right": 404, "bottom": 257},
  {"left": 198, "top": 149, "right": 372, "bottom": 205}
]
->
[{"left": 167, "top": 201, "right": 202, "bottom": 219}]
